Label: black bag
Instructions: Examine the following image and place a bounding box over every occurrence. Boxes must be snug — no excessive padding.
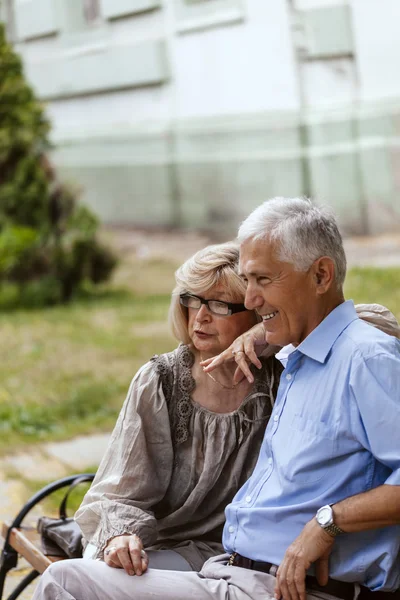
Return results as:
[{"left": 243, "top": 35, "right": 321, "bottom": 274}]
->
[{"left": 37, "top": 475, "right": 93, "bottom": 559}]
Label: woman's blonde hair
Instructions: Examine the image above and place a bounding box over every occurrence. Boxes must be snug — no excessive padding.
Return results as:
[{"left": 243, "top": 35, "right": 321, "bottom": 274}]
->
[{"left": 169, "top": 241, "right": 259, "bottom": 344}]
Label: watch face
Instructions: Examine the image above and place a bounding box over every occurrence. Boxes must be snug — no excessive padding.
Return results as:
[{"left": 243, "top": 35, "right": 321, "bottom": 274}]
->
[{"left": 317, "top": 506, "right": 333, "bottom": 527}]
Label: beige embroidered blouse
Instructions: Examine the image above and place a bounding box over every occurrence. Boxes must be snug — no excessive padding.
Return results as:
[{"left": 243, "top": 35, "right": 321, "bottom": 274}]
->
[{"left": 75, "top": 344, "right": 282, "bottom": 570}]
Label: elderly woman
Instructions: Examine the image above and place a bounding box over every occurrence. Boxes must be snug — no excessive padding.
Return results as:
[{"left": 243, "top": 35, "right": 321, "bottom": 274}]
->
[
  {"left": 33, "top": 239, "right": 399, "bottom": 600},
  {"left": 73, "top": 241, "right": 281, "bottom": 576}
]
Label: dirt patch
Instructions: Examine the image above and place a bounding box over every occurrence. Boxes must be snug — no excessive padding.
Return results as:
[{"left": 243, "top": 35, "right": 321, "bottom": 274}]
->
[
  {"left": 102, "top": 227, "right": 214, "bottom": 265},
  {"left": 102, "top": 227, "right": 400, "bottom": 269},
  {"left": 344, "top": 234, "right": 400, "bottom": 267}
]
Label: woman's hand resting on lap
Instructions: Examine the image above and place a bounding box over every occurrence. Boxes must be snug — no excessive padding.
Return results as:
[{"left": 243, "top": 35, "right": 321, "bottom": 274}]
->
[{"left": 104, "top": 534, "right": 148, "bottom": 576}]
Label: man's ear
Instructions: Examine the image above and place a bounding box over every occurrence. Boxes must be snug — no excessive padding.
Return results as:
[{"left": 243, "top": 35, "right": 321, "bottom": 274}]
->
[{"left": 312, "top": 257, "right": 336, "bottom": 294}]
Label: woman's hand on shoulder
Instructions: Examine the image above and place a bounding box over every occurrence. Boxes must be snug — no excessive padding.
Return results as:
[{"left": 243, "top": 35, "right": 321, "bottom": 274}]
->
[
  {"left": 104, "top": 533, "right": 148, "bottom": 576},
  {"left": 200, "top": 322, "right": 267, "bottom": 384}
]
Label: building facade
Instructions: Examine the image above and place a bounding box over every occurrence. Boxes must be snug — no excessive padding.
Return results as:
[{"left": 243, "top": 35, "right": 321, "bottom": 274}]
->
[{"left": 2, "top": 0, "right": 400, "bottom": 235}]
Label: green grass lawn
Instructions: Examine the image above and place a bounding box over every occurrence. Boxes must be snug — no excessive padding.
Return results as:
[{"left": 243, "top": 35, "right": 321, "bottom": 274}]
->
[
  {"left": 0, "top": 256, "right": 179, "bottom": 455},
  {"left": 0, "top": 260, "right": 398, "bottom": 456},
  {"left": 345, "top": 267, "right": 400, "bottom": 320}
]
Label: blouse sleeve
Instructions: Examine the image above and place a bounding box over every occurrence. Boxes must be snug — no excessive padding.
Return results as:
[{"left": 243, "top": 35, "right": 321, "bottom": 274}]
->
[
  {"left": 355, "top": 303, "right": 400, "bottom": 338},
  {"left": 74, "top": 360, "right": 174, "bottom": 559}
]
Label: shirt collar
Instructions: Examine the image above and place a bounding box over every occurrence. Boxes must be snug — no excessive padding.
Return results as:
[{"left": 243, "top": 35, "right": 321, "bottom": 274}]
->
[
  {"left": 275, "top": 344, "right": 296, "bottom": 368},
  {"left": 296, "top": 300, "right": 359, "bottom": 364}
]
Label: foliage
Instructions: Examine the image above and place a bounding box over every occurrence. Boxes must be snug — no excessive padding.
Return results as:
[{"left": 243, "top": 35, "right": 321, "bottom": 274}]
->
[
  {"left": 0, "top": 23, "right": 117, "bottom": 306},
  {"left": 0, "top": 225, "right": 39, "bottom": 273}
]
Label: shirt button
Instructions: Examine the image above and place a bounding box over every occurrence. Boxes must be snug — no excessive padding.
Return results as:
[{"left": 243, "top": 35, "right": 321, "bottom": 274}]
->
[
  {"left": 273, "top": 415, "right": 279, "bottom": 422},
  {"left": 228, "top": 525, "right": 235, "bottom": 533},
  {"left": 286, "top": 373, "right": 292, "bottom": 381},
  {"left": 268, "top": 457, "right": 273, "bottom": 465},
  {"left": 245, "top": 495, "right": 252, "bottom": 503}
]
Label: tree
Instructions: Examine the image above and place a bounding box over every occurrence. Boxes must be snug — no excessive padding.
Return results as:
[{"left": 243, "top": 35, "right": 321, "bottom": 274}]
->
[{"left": 0, "top": 23, "right": 116, "bottom": 306}]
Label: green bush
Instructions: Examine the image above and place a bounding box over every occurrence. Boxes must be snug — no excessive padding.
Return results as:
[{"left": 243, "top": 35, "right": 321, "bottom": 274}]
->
[
  {"left": 0, "top": 24, "right": 117, "bottom": 308},
  {"left": 0, "top": 225, "right": 40, "bottom": 274}
]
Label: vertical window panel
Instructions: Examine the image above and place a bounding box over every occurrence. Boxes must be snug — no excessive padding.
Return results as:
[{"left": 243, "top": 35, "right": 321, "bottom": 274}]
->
[
  {"left": 83, "top": 0, "right": 102, "bottom": 25},
  {"left": 3, "top": 0, "right": 17, "bottom": 40}
]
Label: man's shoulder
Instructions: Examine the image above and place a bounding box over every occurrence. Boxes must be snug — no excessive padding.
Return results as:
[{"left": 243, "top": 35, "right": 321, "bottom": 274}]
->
[{"left": 338, "top": 318, "right": 400, "bottom": 362}]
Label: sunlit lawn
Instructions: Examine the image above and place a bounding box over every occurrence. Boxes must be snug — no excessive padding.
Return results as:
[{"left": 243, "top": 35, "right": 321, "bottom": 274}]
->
[
  {"left": 345, "top": 267, "right": 400, "bottom": 320},
  {"left": 0, "top": 260, "right": 398, "bottom": 456},
  {"left": 0, "top": 256, "right": 179, "bottom": 455}
]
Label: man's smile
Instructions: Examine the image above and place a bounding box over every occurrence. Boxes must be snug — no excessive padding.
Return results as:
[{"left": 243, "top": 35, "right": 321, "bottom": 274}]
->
[{"left": 261, "top": 311, "right": 279, "bottom": 321}]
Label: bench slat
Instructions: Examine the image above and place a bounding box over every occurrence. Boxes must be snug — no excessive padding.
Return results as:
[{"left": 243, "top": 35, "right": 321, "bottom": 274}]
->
[{"left": 1, "top": 522, "right": 61, "bottom": 574}]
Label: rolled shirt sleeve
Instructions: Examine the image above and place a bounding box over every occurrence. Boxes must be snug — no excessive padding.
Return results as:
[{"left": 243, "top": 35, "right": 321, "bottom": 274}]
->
[{"left": 350, "top": 345, "right": 400, "bottom": 486}]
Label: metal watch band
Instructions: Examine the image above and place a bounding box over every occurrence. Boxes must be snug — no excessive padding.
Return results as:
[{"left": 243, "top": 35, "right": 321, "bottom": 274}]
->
[{"left": 324, "top": 523, "right": 345, "bottom": 537}]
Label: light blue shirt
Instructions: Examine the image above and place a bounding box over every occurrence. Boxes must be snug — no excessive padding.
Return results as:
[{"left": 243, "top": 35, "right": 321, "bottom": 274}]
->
[{"left": 223, "top": 300, "right": 400, "bottom": 591}]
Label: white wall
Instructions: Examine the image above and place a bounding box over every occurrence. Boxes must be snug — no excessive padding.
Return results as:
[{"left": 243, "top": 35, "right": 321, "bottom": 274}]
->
[
  {"left": 13, "top": 0, "right": 400, "bottom": 136},
  {"left": 47, "top": 86, "right": 172, "bottom": 141},
  {"left": 24, "top": 0, "right": 300, "bottom": 140},
  {"left": 171, "top": 0, "right": 299, "bottom": 119},
  {"left": 16, "top": 6, "right": 171, "bottom": 138},
  {"left": 351, "top": 0, "right": 400, "bottom": 102},
  {"left": 300, "top": 59, "right": 357, "bottom": 110},
  {"left": 295, "top": 0, "right": 348, "bottom": 8}
]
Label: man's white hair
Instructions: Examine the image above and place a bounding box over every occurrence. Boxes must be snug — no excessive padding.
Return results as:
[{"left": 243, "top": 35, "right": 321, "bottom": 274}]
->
[{"left": 237, "top": 197, "right": 347, "bottom": 288}]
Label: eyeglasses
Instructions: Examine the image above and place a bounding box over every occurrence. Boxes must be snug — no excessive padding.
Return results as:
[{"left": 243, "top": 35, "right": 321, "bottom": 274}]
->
[{"left": 179, "top": 293, "right": 247, "bottom": 316}]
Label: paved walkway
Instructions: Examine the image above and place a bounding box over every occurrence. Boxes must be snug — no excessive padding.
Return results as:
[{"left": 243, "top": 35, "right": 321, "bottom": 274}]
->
[
  {"left": 344, "top": 233, "right": 400, "bottom": 268},
  {"left": 110, "top": 228, "right": 400, "bottom": 269}
]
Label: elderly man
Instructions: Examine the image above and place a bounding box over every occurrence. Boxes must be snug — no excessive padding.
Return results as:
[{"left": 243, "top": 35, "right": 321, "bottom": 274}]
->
[{"left": 33, "top": 198, "right": 400, "bottom": 600}]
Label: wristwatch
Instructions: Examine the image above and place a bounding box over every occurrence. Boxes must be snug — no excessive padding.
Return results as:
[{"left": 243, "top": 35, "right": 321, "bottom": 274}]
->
[{"left": 315, "top": 505, "right": 345, "bottom": 537}]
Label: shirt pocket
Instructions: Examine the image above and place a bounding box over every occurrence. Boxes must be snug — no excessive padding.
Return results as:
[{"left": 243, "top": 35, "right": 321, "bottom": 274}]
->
[{"left": 279, "top": 413, "right": 335, "bottom": 485}]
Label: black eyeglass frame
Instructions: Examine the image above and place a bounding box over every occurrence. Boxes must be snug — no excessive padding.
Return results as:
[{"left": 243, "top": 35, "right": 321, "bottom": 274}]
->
[{"left": 179, "top": 293, "right": 247, "bottom": 316}]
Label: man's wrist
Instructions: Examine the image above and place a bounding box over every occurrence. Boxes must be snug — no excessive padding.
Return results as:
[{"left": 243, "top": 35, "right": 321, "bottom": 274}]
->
[{"left": 315, "top": 504, "right": 345, "bottom": 537}]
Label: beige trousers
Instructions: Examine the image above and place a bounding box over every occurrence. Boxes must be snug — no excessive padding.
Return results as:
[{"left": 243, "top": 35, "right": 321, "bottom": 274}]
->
[{"left": 32, "top": 553, "right": 342, "bottom": 600}]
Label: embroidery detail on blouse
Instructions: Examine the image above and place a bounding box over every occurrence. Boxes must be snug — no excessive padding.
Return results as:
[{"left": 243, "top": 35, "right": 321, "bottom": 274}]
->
[
  {"left": 152, "top": 345, "right": 195, "bottom": 445},
  {"left": 151, "top": 344, "right": 282, "bottom": 446}
]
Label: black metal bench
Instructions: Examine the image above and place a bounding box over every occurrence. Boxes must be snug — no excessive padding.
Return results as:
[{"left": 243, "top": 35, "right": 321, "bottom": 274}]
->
[{"left": 0, "top": 473, "right": 95, "bottom": 600}]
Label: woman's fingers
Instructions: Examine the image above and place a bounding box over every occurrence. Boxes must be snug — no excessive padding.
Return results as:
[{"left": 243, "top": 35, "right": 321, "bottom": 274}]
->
[
  {"left": 129, "top": 537, "right": 145, "bottom": 576},
  {"left": 201, "top": 348, "right": 233, "bottom": 372},
  {"left": 232, "top": 351, "right": 254, "bottom": 383},
  {"left": 104, "top": 546, "right": 122, "bottom": 569},
  {"left": 240, "top": 324, "right": 267, "bottom": 369},
  {"left": 141, "top": 551, "right": 149, "bottom": 574},
  {"left": 118, "top": 546, "right": 136, "bottom": 576},
  {"left": 202, "top": 346, "right": 256, "bottom": 383},
  {"left": 104, "top": 534, "right": 146, "bottom": 576},
  {"left": 201, "top": 324, "right": 266, "bottom": 376},
  {"left": 233, "top": 365, "right": 246, "bottom": 385},
  {"left": 243, "top": 336, "right": 262, "bottom": 370},
  {"left": 201, "top": 347, "right": 254, "bottom": 382}
]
